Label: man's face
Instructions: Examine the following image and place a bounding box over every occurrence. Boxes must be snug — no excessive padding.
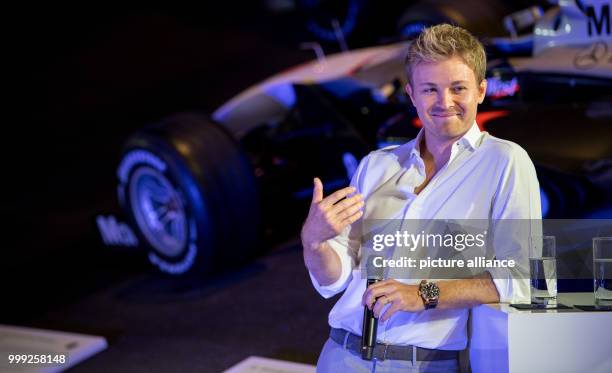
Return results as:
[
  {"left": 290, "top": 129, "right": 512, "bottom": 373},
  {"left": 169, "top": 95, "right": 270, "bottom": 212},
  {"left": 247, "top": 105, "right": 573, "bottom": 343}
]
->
[{"left": 405, "top": 55, "right": 487, "bottom": 141}]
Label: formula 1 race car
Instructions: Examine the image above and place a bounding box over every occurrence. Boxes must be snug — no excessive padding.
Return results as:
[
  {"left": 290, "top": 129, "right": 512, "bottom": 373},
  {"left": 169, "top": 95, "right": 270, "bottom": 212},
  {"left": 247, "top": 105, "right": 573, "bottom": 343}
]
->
[{"left": 107, "top": 0, "right": 612, "bottom": 275}]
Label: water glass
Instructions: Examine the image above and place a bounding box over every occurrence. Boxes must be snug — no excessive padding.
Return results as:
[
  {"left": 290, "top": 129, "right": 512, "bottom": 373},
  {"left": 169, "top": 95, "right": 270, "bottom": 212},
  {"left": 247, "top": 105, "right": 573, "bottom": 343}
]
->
[
  {"left": 529, "top": 236, "right": 557, "bottom": 307},
  {"left": 593, "top": 237, "right": 612, "bottom": 308}
]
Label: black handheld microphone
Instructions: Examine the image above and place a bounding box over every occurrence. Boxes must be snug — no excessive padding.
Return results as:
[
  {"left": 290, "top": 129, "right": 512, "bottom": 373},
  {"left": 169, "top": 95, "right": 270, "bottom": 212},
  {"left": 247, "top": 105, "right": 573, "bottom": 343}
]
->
[{"left": 361, "top": 255, "right": 384, "bottom": 360}]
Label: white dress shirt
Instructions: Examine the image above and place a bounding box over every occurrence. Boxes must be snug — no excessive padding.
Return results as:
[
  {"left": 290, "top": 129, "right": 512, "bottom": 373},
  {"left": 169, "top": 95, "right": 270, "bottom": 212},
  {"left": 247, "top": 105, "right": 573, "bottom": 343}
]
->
[{"left": 309, "top": 122, "right": 542, "bottom": 350}]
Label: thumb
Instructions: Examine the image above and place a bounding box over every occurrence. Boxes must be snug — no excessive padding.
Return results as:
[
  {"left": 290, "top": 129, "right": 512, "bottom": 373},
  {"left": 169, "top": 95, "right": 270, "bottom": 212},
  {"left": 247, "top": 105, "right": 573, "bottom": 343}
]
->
[{"left": 312, "top": 177, "right": 323, "bottom": 203}]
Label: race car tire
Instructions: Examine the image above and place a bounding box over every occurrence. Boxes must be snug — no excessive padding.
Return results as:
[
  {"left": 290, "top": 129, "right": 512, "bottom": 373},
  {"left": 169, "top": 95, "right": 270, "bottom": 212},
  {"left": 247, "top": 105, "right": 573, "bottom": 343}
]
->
[{"left": 117, "top": 113, "right": 260, "bottom": 275}]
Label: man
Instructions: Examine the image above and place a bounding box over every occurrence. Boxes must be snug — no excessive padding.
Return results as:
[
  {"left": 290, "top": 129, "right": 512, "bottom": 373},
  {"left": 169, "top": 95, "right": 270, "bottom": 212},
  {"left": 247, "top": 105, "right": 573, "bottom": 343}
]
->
[{"left": 301, "top": 24, "right": 542, "bottom": 372}]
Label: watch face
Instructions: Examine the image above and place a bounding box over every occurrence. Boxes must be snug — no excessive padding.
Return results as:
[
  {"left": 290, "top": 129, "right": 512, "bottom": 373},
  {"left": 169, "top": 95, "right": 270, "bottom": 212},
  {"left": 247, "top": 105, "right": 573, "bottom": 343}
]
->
[{"left": 422, "top": 282, "right": 440, "bottom": 298}]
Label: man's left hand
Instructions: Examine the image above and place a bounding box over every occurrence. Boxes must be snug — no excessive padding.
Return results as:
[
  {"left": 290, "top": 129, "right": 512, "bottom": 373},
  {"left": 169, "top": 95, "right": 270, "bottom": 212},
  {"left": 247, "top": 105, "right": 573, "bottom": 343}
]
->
[{"left": 362, "top": 280, "right": 425, "bottom": 321}]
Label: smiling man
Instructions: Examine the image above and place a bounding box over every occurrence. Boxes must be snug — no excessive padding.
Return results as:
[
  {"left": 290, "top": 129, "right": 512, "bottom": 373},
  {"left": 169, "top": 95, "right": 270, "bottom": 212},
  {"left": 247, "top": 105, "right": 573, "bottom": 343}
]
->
[{"left": 302, "top": 24, "right": 541, "bottom": 372}]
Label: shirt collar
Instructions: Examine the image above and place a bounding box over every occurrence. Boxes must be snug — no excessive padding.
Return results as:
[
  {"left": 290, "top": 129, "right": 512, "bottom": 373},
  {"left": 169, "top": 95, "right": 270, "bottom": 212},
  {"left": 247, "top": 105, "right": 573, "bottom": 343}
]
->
[
  {"left": 410, "top": 128, "right": 425, "bottom": 159},
  {"left": 460, "top": 121, "right": 482, "bottom": 150},
  {"left": 410, "top": 121, "right": 481, "bottom": 159}
]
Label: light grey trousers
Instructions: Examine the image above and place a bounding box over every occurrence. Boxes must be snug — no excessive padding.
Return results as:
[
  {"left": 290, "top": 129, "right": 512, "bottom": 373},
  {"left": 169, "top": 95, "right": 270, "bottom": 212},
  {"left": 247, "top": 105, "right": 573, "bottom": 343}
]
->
[{"left": 316, "top": 338, "right": 459, "bottom": 373}]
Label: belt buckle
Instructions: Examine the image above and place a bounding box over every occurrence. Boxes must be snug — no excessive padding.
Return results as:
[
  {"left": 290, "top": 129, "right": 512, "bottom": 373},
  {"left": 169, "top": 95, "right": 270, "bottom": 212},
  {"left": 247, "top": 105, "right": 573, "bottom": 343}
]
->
[{"left": 382, "top": 343, "right": 389, "bottom": 361}]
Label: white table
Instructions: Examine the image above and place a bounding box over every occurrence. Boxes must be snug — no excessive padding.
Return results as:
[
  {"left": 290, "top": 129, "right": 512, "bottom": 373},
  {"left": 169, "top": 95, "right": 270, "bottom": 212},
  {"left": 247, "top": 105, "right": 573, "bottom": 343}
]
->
[{"left": 470, "top": 293, "right": 612, "bottom": 373}]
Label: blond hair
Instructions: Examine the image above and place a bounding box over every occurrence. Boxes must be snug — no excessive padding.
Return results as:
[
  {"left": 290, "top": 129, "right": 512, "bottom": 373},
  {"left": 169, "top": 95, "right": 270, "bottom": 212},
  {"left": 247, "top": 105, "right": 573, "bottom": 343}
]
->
[{"left": 405, "top": 24, "right": 486, "bottom": 84}]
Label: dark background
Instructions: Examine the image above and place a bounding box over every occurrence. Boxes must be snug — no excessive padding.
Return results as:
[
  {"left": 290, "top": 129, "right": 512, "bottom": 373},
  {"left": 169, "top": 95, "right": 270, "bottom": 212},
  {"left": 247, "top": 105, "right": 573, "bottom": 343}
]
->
[
  {"left": 5, "top": 3, "right": 377, "bottom": 371},
  {"left": 7, "top": 1, "right": 438, "bottom": 315},
  {"left": 8, "top": 2, "right": 415, "bottom": 270}
]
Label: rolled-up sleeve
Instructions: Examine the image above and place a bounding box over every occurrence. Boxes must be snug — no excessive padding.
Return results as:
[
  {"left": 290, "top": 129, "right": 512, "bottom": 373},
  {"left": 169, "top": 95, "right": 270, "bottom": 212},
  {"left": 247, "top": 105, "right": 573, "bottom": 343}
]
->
[
  {"left": 309, "top": 227, "right": 358, "bottom": 298},
  {"left": 488, "top": 145, "right": 542, "bottom": 304}
]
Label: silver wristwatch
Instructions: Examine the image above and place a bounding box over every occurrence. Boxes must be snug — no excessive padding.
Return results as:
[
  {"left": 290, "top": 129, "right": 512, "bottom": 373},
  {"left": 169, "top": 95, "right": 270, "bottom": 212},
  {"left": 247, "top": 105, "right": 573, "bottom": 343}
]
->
[{"left": 418, "top": 280, "right": 440, "bottom": 310}]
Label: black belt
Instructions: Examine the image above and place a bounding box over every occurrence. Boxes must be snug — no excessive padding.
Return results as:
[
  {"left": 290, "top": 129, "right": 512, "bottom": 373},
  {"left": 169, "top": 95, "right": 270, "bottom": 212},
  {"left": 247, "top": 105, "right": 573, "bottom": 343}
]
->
[{"left": 330, "top": 328, "right": 459, "bottom": 362}]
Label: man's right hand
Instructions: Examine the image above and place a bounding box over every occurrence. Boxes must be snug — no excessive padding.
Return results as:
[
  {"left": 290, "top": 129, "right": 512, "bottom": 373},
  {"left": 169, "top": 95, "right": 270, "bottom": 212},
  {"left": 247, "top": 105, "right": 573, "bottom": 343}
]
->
[{"left": 301, "top": 177, "right": 364, "bottom": 251}]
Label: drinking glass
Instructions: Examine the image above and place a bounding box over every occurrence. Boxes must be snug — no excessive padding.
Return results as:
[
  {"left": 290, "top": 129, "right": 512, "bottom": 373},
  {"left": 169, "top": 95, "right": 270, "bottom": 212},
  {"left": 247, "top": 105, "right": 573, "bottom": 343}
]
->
[
  {"left": 593, "top": 237, "right": 612, "bottom": 308},
  {"left": 529, "top": 236, "right": 557, "bottom": 307}
]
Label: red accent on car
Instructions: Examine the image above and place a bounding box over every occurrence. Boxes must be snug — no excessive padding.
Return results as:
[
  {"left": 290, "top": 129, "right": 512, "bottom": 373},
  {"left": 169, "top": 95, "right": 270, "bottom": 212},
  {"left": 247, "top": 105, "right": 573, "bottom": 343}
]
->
[{"left": 475, "top": 110, "right": 511, "bottom": 130}]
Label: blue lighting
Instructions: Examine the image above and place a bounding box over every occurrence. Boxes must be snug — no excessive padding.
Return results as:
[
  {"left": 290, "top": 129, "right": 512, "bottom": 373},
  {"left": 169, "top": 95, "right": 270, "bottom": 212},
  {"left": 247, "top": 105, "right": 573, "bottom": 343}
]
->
[
  {"left": 293, "top": 178, "right": 348, "bottom": 199},
  {"left": 540, "top": 187, "right": 550, "bottom": 217},
  {"left": 583, "top": 207, "right": 612, "bottom": 219},
  {"left": 320, "top": 78, "right": 364, "bottom": 99},
  {"left": 342, "top": 152, "right": 358, "bottom": 180},
  {"left": 399, "top": 22, "right": 428, "bottom": 38},
  {"left": 265, "top": 83, "right": 296, "bottom": 107},
  {"left": 491, "top": 37, "right": 533, "bottom": 54}
]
